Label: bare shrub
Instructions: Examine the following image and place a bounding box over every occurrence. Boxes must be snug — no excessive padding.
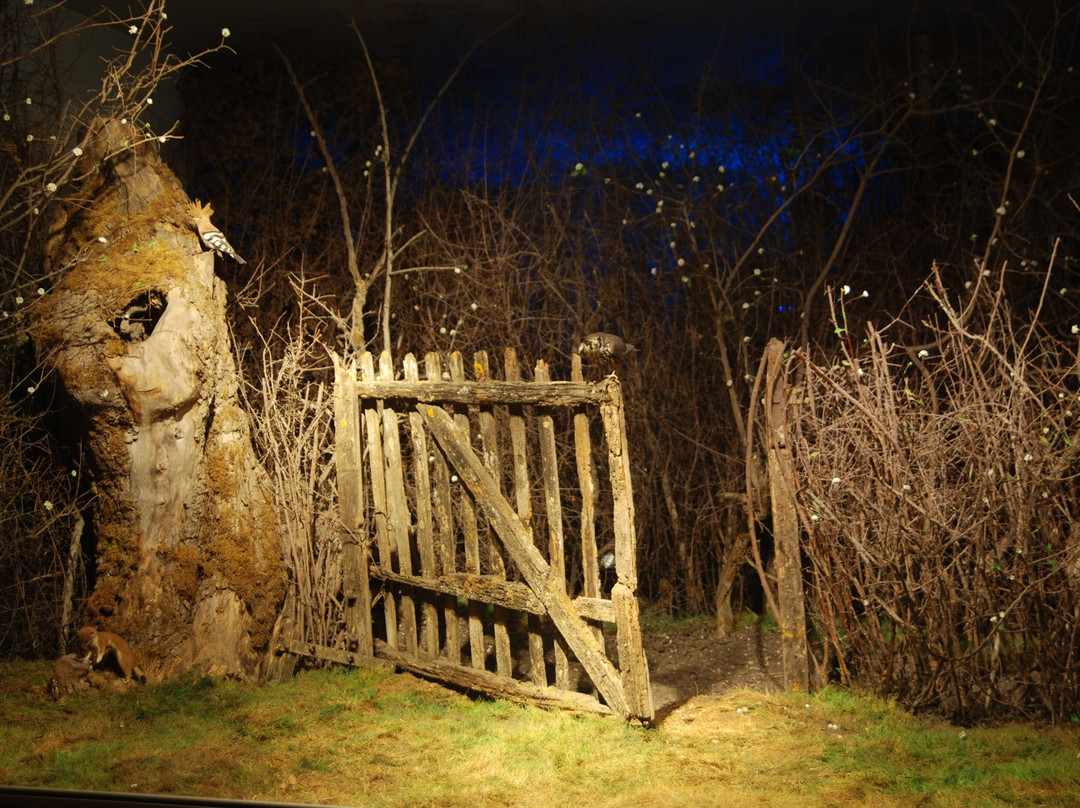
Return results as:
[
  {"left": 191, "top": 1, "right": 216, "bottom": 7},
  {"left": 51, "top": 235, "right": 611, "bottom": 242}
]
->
[{"left": 795, "top": 256, "right": 1080, "bottom": 721}]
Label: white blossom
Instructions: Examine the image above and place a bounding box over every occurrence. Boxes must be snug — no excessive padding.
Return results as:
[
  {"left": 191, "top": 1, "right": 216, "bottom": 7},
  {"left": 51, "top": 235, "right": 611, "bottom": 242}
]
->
[{"left": 221, "top": 28, "right": 231, "bottom": 38}]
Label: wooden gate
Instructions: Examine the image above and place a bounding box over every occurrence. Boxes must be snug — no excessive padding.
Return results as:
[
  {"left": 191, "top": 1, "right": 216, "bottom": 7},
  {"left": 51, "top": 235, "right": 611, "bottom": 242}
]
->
[{"left": 281, "top": 347, "right": 652, "bottom": 723}]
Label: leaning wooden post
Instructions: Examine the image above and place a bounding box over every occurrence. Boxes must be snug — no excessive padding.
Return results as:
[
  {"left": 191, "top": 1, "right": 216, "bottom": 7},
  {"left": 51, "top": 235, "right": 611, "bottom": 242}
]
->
[
  {"left": 333, "top": 354, "right": 372, "bottom": 656},
  {"left": 763, "top": 338, "right": 809, "bottom": 692}
]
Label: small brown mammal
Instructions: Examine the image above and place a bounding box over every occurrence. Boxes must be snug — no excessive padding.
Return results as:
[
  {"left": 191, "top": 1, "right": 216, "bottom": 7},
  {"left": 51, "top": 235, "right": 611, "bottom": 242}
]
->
[{"left": 77, "top": 626, "right": 145, "bottom": 682}]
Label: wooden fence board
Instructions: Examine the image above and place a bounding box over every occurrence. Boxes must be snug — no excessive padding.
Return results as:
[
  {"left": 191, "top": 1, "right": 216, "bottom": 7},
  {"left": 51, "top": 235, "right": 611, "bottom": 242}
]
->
[
  {"left": 405, "top": 355, "right": 439, "bottom": 659},
  {"left": 449, "top": 353, "right": 487, "bottom": 670},
  {"left": 424, "top": 352, "right": 459, "bottom": 664},
  {"left": 360, "top": 352, "right": 396, "bottom": 650},
  {"left": 379, "top": 352, "right": 418, "bottom": 657},
  {"left": 535, "top": 361, "right": 571, "bottom": 689},
  {"left": 505, "top": 349, "right": 546, "bottom": 687},
  {"left": 475, "top": 351, "right": 513, "bottom": 678},
  {"left": 333, "top": 355, "right": 372, "bottom": 655}
]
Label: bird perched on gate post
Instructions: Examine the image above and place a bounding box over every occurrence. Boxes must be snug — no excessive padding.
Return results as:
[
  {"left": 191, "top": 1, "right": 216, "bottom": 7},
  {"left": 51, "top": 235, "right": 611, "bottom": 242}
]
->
[
  {"left": 187, "top": 199, "right": 246, "bottom": 264},
  {"left": 577, "top": 332, "right": 637, "bottom": 371}
]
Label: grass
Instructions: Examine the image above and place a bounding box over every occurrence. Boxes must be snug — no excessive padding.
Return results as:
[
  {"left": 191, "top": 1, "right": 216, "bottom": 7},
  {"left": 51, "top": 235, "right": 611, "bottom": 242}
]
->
[{"left": 0, "top": 659, "right": 1078, "bottom": 807}]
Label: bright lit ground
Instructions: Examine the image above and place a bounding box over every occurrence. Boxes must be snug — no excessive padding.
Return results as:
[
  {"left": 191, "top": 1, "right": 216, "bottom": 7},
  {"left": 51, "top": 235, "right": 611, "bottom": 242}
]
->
[{"left": 1, "top": 658, "right": 1078, "bottom": 807}]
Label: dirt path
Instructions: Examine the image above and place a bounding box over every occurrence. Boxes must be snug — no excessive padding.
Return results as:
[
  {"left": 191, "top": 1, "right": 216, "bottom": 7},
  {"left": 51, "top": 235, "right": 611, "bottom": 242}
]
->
[{"left": 643, "top": 622, "right": 784, "bottom": 722}]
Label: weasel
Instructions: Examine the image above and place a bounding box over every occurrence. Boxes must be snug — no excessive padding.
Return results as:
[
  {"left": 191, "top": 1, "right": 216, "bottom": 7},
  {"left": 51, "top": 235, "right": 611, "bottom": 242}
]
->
[{"left": 77, "top": 626, "right": 145, "bottom": 682}]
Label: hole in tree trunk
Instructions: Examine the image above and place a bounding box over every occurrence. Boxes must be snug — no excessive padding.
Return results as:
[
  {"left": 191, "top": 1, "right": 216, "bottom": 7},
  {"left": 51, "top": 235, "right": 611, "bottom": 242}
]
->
[{"left": 109, "top": 289, "right": 166, "bottom": 342}]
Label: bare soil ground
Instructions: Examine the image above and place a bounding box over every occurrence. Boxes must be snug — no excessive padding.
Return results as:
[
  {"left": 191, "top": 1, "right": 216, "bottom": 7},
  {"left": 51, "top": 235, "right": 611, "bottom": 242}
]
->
[{"left": 642, "top": 620, "right": 784, "bottom": 723}]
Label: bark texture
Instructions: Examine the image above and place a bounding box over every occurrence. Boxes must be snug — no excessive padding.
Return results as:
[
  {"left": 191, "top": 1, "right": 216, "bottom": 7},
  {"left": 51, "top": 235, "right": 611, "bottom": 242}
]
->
[{"left": 31, "top": 118, "right": 285, "bottom": 680}]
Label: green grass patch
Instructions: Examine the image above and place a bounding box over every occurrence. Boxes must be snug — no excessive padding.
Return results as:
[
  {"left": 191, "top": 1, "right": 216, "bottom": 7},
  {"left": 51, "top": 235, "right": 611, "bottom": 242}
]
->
[{"left": 1, "top": 661, "right": 1078, "bottom": 807}]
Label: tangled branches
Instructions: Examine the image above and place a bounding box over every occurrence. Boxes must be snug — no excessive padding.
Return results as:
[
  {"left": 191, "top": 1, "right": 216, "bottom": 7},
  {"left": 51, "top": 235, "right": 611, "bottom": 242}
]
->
[{"left": 794, "top": 256, "right": 1080, "bottom": 721}]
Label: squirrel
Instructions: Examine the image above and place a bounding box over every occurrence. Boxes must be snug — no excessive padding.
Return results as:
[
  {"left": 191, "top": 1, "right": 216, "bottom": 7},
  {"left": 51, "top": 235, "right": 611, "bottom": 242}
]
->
[{"left": 77, "top": 626, "right": 145, "bottom": 682}]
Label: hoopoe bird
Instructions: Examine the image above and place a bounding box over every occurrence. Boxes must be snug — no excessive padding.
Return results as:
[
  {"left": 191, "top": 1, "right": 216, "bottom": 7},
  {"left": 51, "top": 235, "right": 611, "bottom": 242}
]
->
[{"left": 187, "top": 199, "right": 246, "bottom": 264}]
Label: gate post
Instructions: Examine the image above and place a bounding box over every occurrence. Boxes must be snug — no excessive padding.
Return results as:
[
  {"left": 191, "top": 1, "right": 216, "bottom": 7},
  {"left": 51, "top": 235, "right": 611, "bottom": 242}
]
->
[{"left": 764, "top": 339, "right": 809, "bottom": 692}]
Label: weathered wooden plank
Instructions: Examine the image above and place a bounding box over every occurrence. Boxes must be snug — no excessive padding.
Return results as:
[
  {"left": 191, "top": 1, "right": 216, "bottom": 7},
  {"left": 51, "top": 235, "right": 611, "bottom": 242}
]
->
[
  {"left": 601, "top": 376, "right": 638, "bottom": 591},
  {"left": 379, "top": 351, "right": 418, "bottom": 658},
  {"left": 765, "top": 338, "right": 809, "bottom": 693},
  {"left": 535, "top": 361, "right": 570, "bottom": 689},
  {"left": 425, "top": 352, "right": 459, "bottom": 663},
  {"left": 360, "top": 352, "right": 396, "bottom": 650},
  {"left": 474, "top": 351, "right": 513, "bottom": 679},
  {"left": 572, "top": 354, "right": 603, "bottom": 649},
  {"left": 368, "top": 564, "right": 616, "bottom": 622},
  {"left": 405, "top": 355, "right": 439, "bottom": 660},
  {"left": 612, "top": 583, "right": 654, "bottom": 723},
  {"left": 505, "top": 349, "right": 546, "bottom": 687},
  {"left": 354, "top": 379, "right": 608, "bottom": 406},
  {"left": 418, "top": 402, "right": 634, "bottom": 719},
  {"left": 373, "top": 639, "right": 612, "bottom": 716},
  {"left": 450, "top": 352, "right": 487, "bottom": 671},
  {"left": 600, "top": 374, "right": 653, "bottom": 721},
  {"left": 333, "top": 355, "right": 372, "bottom": 656}
]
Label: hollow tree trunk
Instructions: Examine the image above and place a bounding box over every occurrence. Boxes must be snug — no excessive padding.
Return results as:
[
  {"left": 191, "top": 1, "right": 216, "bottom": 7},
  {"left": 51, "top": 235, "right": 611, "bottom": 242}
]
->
[{"left": 30, "top": 118, "right": 285, "bottom": 680}]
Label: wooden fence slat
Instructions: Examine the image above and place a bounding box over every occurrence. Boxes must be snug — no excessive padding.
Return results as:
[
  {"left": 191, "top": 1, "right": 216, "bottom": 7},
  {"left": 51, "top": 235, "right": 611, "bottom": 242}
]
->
[
  {"left": 360, "top": 351, "right": 396, "bottom": 650},
  {"left": 450, "top": 352, "right": 487, "bottom": 671},
  {"left": 425, "top": 353, "right": 459, "bottom": 663},
  {"left": 475, "top": 351, "right": 513, "bottom": 679},
  {"left": 405, "top": 354, "right": 439, "bottom": 660},
  {"left": 572, "top": 354, "right": 603, "bottom": 650},
  {"left": 379, "top": 351, "right": 418, "bottom": 658},
  {"left": 418, "top": 402, "right": 634, "bottom": 719},
  {"left": 535, "top": 361, "right": 571, "bottom": 689},
  {"left": 332, "top": 355, "right": 372, "bottom": 656},
  {"left": 505, "top": 348, "right": 547, "bottom": 687}
]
